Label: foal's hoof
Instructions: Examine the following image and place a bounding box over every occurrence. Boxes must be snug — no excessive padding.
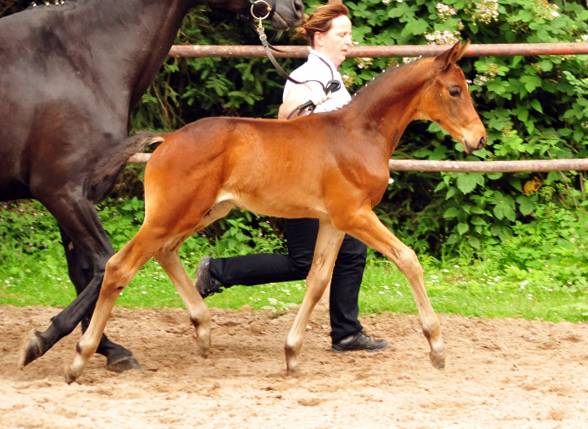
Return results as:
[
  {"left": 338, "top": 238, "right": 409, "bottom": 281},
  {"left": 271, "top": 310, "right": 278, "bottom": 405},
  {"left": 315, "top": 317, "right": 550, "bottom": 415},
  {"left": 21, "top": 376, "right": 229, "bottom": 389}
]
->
[
  {"left": 286, "top": 366, "right": 300, "bottom": 378},
  {"left": 18, "top": 330, "right": 45, "bottom": 369},
  {"left": 430, "top": 356, "right": 446, "bottom": 370},
  {"left": 106, "top": 355, "right": 143, "bottom": 373},
  {"left": 197, "top": 344, "right": 209, "bottom": 359},
  {"left": 64, "top": 369, "right": 77, "bottom": 385}
]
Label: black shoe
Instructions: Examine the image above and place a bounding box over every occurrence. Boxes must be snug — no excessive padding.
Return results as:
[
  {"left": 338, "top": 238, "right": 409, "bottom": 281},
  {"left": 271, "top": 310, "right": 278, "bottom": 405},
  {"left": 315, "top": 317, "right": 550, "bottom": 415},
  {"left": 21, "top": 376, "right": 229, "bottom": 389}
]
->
[
  {"left": 195, "top": 256, "right": 223, "bottom": 298},
  {"left": 330, "top": 331, "right": 388, "bottom": 353}
]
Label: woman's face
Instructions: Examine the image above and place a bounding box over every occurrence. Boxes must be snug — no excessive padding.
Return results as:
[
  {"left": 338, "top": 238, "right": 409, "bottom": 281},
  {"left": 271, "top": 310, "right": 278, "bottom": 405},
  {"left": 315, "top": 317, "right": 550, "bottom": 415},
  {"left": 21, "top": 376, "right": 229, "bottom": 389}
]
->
[{"left": 314, "top": 15, "right": 352, "bottom": 67}]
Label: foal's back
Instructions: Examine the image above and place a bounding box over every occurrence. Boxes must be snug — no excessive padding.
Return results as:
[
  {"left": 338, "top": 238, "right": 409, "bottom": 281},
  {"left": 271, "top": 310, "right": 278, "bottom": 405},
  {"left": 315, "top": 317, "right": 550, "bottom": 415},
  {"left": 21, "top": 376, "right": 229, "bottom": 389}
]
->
[{"left": 146, "top": 114, "right": 356, "bottom": 220}]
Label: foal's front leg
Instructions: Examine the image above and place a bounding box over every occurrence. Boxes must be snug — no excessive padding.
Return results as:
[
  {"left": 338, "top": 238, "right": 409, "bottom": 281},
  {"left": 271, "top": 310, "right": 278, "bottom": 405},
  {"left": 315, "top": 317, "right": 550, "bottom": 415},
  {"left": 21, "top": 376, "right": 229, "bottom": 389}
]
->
[
  {"left": 285, "top": 219, "right": 345, "bottom": 377},
  {"left": 340, "top": 208, "right": 445, "bottom": 369}
]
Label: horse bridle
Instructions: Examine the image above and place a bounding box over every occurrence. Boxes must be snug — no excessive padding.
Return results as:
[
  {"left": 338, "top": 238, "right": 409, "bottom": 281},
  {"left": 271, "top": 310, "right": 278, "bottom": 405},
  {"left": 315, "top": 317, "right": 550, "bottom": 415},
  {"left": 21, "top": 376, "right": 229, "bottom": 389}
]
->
[
  {"left": 247, "top": 0, "right": 274, "bottom": 21},
  {"left": 247, "top": 0, "right": 341, "bottom": 118}
]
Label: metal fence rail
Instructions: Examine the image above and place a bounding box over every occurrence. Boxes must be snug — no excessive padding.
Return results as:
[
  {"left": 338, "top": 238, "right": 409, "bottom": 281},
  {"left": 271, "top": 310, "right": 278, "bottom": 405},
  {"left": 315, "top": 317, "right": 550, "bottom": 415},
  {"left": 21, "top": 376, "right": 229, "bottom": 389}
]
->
[
  {"left": 387, "top": 159, "right": 588, "bottom": 172},
  {"left": 169, "top": 42, "right": 588, "bottom": 58},
  {"left": 126, "top": 154, "right": 588, "bottom": 172}
]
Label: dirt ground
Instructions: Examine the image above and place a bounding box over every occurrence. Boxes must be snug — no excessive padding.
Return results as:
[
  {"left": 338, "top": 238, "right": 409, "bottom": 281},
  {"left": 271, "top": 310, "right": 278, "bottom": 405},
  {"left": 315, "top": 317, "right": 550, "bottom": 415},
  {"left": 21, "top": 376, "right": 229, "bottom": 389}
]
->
[{"left": 1, "top": 304, "right": 587, "bottom": 429}]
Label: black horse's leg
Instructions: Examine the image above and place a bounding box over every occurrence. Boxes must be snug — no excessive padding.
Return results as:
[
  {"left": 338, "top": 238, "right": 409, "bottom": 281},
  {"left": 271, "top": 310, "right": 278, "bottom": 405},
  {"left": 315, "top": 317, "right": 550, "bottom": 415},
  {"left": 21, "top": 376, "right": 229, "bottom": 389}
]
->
[
  {"left": 18, "top": 197, "right": 141, "bottom": 372},
  {"left": 59, "top": 227, "right": 142, "bottom": 371}
]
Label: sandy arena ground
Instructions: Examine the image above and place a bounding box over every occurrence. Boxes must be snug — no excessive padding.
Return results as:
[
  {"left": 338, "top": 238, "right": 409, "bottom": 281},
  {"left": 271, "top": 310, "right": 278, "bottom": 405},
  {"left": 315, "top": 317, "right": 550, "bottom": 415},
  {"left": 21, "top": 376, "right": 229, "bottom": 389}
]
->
[{"left": 1, "top": 304, "right": 587, "bottom": 429}]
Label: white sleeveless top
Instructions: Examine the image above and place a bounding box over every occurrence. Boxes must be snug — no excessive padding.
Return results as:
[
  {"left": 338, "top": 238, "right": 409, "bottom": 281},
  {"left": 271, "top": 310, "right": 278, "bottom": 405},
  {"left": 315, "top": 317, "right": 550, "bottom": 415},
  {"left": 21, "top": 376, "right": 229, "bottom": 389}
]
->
[{"left": 283, "top": 48, "right": 351, "bottom": 113}]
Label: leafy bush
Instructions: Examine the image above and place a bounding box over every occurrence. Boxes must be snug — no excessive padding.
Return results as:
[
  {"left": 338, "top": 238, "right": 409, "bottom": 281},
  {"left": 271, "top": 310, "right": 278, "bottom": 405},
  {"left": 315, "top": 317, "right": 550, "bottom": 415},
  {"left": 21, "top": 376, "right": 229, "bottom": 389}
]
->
[
  {"left": 343, "top": 0, "right": 588, "bottom": 259},
  {"left": 483, "top": 186, "right": 588, "bottom": 289},
  {"left": 2, "top": 1, "right": 587, "bottom": 264}
]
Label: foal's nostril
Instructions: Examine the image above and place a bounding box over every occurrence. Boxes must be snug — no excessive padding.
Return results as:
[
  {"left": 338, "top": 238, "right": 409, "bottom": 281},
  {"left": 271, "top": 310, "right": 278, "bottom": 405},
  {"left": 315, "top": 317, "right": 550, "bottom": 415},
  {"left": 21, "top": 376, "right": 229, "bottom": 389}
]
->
[{"left": 477, "top": 136, "right": 487, "bottom": 150}]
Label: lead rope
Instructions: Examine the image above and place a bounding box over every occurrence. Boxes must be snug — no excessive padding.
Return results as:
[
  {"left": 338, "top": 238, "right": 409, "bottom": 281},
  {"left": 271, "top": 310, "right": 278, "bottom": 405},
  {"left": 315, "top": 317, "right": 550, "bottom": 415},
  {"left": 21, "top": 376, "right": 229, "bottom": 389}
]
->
[{"left": 249, "top": 5, "right": 341, "bottom": 118}]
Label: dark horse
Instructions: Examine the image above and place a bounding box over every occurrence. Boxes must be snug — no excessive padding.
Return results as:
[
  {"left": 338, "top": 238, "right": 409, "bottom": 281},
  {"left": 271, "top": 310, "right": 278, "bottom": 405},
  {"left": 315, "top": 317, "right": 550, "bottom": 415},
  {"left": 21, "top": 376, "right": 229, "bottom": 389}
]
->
[
  {"left": 65, "top": 41, "right": 486, "bottom": 382},
  {"left": 0, "top": 0, "right": 303, "bottom": 372}
]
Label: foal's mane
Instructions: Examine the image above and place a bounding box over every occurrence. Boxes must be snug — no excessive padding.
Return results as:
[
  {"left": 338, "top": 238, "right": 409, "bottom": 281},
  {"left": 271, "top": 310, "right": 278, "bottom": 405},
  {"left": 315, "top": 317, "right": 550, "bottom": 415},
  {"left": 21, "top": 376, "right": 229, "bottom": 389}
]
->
[{"left": 347, "top": 56, "right": 434, "bottom": 108}]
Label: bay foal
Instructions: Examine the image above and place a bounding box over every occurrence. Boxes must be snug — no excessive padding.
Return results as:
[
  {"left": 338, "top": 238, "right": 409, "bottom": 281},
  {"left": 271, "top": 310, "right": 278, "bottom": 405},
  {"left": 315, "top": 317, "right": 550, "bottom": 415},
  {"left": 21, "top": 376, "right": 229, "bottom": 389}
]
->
[{"left": 66, "top": 41, "right": 486, "bottom": 382}]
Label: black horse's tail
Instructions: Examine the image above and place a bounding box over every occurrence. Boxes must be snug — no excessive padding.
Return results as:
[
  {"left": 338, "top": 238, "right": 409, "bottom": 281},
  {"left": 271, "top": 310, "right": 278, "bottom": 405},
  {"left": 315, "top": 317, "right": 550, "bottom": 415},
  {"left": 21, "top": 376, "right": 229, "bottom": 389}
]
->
[
  {"left": 126, "top": 131, "right": 166, "bottom": 153},
  {"left": 86, "top": 132, "right": 168, "bottom": 202}
]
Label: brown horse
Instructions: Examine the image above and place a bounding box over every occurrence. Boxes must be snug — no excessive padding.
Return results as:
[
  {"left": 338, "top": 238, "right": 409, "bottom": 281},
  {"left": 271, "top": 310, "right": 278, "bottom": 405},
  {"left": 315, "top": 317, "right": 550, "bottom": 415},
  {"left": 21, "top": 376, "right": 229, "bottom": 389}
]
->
[{"left": 65, "top": 41, "right": 486, "bottom": 383}]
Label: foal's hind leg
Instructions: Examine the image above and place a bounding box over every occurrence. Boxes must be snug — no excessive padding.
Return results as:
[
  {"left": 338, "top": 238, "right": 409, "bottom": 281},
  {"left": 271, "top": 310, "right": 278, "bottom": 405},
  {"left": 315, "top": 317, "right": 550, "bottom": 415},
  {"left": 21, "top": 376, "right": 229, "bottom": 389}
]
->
[
  {"left": 152, "top": 200, "right": 235, "bottom": 357},
  {"left": 65, "top": 230, "right": 164, "bottom": 383},
  {"left": 337, "top": 208, "right": 445, "bottom": 369},
  {"left": 155, "top": 243, "right": 211, "bottom": 357},
  {"left": 285, "top": 219, "right": 345, "bottom": 377}
]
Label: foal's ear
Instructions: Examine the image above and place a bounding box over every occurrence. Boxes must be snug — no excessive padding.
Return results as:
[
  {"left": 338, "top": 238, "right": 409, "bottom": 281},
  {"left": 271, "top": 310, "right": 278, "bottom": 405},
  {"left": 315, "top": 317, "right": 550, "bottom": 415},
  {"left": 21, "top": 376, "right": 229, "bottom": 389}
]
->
[{"left": 436, "top": 40, "right": 470, "bottom": 69}]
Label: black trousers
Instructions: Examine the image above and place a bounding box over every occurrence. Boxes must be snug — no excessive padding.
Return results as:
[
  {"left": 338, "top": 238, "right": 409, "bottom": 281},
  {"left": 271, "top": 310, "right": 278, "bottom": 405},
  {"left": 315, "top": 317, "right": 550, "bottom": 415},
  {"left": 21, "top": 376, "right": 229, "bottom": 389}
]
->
[{"left": 209, "top": 218, "right": 366, "bottom": 343}]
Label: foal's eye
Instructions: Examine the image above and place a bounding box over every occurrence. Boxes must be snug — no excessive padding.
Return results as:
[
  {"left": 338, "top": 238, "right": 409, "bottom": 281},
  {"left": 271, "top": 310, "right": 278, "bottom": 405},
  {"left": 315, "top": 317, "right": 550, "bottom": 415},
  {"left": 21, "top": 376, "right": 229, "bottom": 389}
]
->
[{"left": 449, "top": 87, "right": 461, "bottom": 97}]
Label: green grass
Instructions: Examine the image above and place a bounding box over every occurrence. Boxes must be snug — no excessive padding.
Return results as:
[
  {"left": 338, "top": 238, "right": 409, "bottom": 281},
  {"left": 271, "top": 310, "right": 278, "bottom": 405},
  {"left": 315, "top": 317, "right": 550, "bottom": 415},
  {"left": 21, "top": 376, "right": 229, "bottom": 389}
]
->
[
  {"left": 1, "top": 198, "right": 587, "bottom": 323},
  {"left": 2, "top": 251, "right": 588, "bottom": 323}
]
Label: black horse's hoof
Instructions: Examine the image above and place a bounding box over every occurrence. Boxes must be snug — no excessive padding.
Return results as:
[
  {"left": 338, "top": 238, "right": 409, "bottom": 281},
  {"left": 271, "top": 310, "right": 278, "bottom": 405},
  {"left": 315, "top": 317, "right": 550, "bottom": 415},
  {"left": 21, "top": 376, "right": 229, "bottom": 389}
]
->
[
  {"left": 106, "top": 355, "right": 143, "bottom": 373},
  {"left": 18, "top": 329, "right": 45, "bottom": 369}
]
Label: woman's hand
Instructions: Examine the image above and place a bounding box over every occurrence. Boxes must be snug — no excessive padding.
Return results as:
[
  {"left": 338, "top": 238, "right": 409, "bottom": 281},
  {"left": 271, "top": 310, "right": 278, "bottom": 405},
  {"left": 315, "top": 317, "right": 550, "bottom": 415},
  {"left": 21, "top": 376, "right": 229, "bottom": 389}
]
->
[{"left": 278, "top": 83, "right": 328, "bottom": 119}]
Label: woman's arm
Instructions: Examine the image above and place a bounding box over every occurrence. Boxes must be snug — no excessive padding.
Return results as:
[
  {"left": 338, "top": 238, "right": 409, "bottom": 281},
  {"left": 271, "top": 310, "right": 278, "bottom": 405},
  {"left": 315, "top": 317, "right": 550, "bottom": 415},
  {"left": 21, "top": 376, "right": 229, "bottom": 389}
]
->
[{"left": 278, "top": 83, "right": 326, "bottom": 119}]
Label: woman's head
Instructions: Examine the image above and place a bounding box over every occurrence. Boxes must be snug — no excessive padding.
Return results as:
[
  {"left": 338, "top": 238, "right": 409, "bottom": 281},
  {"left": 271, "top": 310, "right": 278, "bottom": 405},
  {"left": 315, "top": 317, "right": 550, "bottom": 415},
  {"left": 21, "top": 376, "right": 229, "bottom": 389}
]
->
[{"left": 294, "top": 3, "right": 352, "bottom": 67}]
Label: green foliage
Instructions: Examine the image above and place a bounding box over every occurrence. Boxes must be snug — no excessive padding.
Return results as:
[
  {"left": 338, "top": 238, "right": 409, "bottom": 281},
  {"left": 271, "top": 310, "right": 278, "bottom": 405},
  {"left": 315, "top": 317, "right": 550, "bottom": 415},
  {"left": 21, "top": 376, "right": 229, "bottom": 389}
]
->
[
  {"left": 484, "top": 187, "right": 588, "bottom": 289},
  {"left": 344, "top": 0, "right": 588, "bottom": 257},
  {"left": 131, "top": 6, "right": 301, "bottom": 131},
  {"left": 2, "top": 1, "right": 588, "bottom": 266},
  {"left": 2, "top": 198, "right": 586, "bottom": 322},
  {"left": 0, "top": 201, "right": 62, "bottom": 270},
  {"left": 0, "top": 200, "right": 75, "bottom": 306}
]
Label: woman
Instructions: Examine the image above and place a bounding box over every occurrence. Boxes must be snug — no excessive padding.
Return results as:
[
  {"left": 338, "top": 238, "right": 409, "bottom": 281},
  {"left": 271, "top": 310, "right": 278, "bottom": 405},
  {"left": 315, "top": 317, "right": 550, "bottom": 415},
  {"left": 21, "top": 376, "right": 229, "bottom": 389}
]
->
[{"left": 196, "top": 3, "right": 387, "bottom": 353}]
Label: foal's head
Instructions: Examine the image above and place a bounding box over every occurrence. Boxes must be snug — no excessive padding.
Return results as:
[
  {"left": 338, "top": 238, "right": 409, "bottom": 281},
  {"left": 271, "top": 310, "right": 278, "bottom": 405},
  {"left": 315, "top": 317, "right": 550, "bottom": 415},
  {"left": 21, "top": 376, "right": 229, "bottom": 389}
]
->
[{"left": 418, "top": 41, "right": 487, "bottom": 155}]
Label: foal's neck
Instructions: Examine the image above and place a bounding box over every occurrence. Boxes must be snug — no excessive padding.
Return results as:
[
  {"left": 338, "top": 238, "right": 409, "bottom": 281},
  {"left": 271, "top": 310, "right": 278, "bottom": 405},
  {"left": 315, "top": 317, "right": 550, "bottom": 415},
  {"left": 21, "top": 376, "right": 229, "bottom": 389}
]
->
[{"left": 345, "top": 58, "right": 436, "bottom": 157}]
